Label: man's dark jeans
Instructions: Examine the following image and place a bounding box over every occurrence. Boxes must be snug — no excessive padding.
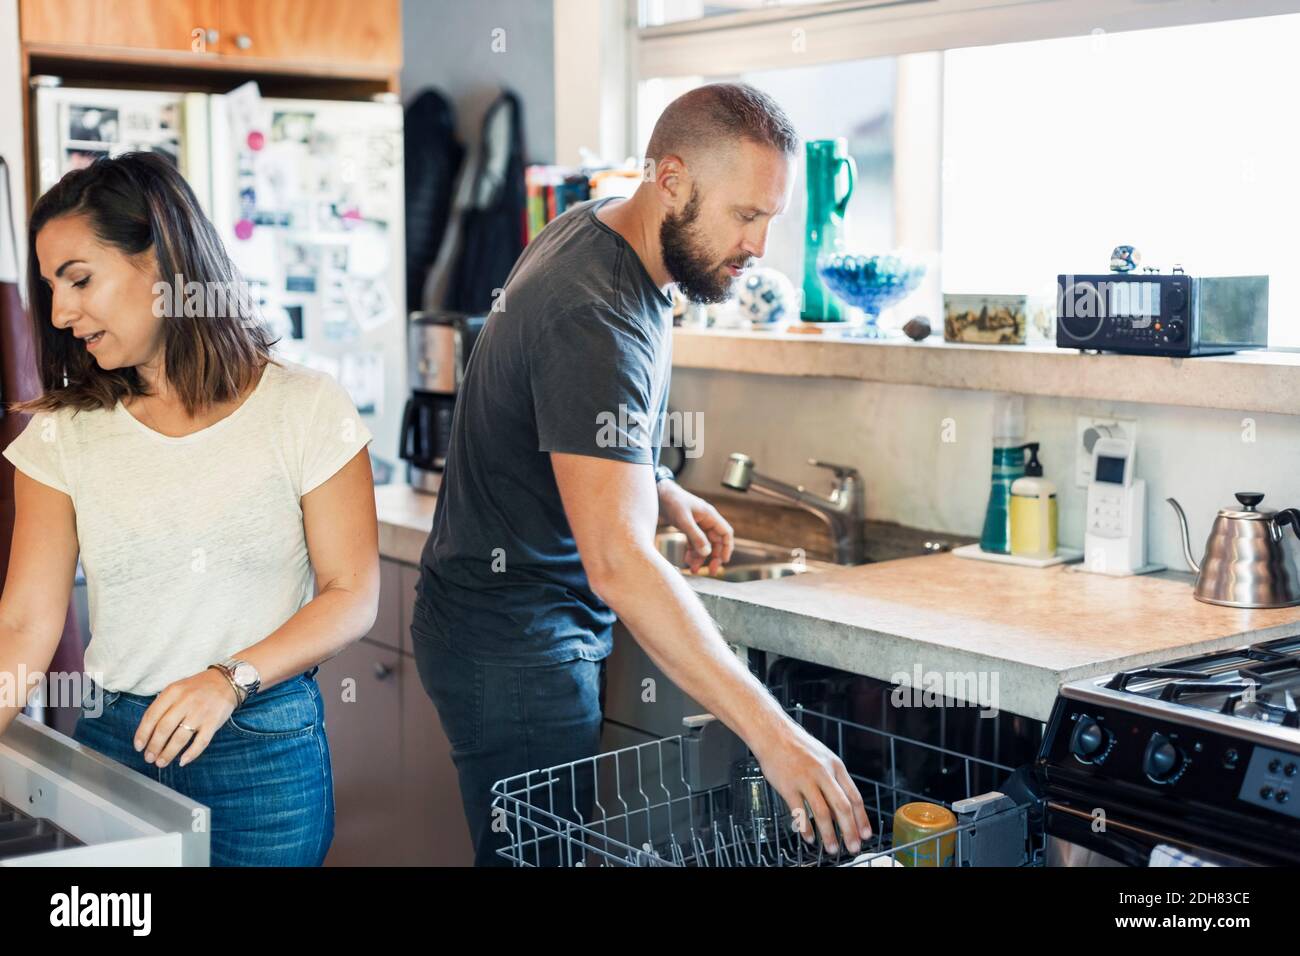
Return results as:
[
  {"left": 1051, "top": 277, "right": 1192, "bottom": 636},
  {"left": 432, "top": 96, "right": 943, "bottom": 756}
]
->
[{"left": 410, "top": 609, "right": 606, "bottom": 867}]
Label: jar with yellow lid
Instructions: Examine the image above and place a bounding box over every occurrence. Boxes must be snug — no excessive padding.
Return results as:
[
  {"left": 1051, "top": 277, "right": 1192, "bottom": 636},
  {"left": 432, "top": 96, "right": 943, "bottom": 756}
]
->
[{"left": 891, "top": 801, "right": 957, "bottom": 867}]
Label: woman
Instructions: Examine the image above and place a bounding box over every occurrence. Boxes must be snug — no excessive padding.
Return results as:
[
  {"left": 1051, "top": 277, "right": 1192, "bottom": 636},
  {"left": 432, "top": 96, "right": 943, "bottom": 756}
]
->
[{"left": 0, "top": 151, "right": 379, "bottom": 866}]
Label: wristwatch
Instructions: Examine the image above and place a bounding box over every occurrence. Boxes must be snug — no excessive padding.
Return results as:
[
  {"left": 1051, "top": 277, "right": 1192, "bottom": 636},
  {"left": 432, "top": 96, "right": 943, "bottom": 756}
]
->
[
  {"left": 211, "top": 658, "right": 261, "bottom": 707},
  {"left": 654, "top": 464, "right": 675, "bottom": 484}
]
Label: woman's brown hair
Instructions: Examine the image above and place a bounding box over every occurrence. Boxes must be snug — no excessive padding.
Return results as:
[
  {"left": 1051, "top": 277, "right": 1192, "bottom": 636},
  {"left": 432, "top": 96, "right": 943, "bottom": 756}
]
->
[{"left": 19, "top": 150, "right": 276, "bottom": 414}]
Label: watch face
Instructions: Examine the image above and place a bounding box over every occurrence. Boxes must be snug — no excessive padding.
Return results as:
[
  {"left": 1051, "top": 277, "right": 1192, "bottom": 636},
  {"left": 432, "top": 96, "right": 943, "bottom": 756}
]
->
[{"left": 233, "top": 663, "right": 258, "bottom": 686}]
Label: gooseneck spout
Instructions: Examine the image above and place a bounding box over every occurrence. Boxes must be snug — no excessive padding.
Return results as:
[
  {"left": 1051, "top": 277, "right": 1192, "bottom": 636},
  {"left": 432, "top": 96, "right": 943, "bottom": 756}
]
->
[
  {"left": 722, "top": 452, "right": 866, "bottom": 565},
  {"left": 1165, "top": 497, "right": 1201, "bottom": 574}
]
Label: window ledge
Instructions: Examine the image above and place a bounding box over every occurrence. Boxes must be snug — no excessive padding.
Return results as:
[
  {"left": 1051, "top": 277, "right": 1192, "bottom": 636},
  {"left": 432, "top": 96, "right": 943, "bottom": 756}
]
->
[{"left": 672, "top": 328, "right": 1300, "bottom": 416}]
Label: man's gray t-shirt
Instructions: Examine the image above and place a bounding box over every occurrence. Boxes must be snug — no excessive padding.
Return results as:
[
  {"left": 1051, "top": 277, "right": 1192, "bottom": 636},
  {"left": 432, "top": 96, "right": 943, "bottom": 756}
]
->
[{"left": 416, "top": 197, "right": 673, "bottom": 664}]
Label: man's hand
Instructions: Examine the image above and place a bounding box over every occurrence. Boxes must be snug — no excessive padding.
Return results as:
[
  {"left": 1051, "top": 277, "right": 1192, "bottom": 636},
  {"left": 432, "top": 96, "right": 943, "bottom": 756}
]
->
[
  {"left": 754, "top": 719, "right": 874, "bottom": 856},
  {"left": 657, "top": 480, "right": 734, "bottom": 575},
  {"left": 133, "top": 668, "right": 240, "bottom": 769}
]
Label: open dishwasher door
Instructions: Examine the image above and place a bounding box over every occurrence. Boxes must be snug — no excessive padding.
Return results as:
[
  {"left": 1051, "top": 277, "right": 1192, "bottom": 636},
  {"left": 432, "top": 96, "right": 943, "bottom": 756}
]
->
[
  {"left": 492, "top": 702, "right": 1044, "bottom": 867},
  {"left": 0, "top": 715, "right": 209, "bottom": 866}
]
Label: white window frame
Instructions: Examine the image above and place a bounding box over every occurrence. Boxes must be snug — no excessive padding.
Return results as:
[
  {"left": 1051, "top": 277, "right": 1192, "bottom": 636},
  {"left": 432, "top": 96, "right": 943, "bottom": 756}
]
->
[{"left": 635, "top": 0, "right": 1300, "bottom": 80}]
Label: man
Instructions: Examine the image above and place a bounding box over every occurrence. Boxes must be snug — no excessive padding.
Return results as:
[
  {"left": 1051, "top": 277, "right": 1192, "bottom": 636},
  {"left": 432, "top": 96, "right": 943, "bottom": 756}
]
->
[{"left": 411, "top": 82, "right": 871, "bottom": 866}]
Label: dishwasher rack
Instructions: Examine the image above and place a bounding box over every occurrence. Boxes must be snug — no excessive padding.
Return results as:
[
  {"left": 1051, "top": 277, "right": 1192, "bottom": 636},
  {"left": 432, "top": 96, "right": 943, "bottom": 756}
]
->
[{"left": 490, "top": 704, "right": 1044, "bottom": 867}]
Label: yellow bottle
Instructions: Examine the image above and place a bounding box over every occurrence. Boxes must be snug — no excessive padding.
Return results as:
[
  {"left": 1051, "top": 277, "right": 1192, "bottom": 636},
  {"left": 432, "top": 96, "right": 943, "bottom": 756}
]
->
[{"left": 1010, "top": 443, "right": 1057, "bottom": 559}]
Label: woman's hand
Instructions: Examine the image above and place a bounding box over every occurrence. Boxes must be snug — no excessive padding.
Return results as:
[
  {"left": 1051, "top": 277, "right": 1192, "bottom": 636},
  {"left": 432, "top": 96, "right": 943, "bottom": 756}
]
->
[
  {"left": 134, "top": 668, "right": 240, "bottom": 769},
  {"left": 657, "top": 480, "right": 735, "bottom": 575}
]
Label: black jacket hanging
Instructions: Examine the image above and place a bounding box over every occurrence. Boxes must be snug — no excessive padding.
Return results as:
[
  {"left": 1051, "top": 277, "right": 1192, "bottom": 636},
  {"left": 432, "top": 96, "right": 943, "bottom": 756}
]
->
[
  {"left": 445, "top": 89, "right": 527, "bottom": 314},
  {"left": 404, "top": 88, "right": 464, "bottom": 313}
]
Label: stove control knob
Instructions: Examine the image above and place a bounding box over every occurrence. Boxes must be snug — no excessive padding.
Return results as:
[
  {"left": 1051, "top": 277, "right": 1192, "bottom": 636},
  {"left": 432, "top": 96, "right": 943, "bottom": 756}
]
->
[
  {"left": 1070, "top": 716, "right": 1111, "bottom": 763},
  {"left": 1144, "top": 733, "right": 1184, "bottom": 783}
]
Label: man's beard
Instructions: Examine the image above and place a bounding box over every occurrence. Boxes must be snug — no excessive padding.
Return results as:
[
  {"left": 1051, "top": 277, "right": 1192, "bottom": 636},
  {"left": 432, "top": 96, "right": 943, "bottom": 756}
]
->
[{"left": 660, "top": 188, "right": 746, "bottom": 304}]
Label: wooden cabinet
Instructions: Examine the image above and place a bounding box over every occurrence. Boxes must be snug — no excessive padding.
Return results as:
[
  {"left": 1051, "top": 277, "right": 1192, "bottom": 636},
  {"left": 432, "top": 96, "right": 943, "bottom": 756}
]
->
[
  {"left": 21, "top": 0, "right": 221, "bottom": 54},
  {"left": 399, "top": 652, "right": 472, "bottom": 866},
  {"left": 218, "top": 0, "right": 401, "bottom": 69},
  {"left": 321, "top": 557, "right": 473, "bottom": 867},
  {"left": 318, "top": 636, "right": 404, "bottom": 866},
  {"left": 19, "top": 0, "right": 401, "bottom": 72},
  {"left": 365, "top": 558, "right": 402, "bottom": 653}
]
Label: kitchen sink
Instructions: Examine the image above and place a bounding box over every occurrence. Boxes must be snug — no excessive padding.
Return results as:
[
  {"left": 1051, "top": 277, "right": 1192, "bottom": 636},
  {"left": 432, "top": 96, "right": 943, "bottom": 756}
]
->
[{"left": 654, "top": 530, "right": 835, "bottom": 582}]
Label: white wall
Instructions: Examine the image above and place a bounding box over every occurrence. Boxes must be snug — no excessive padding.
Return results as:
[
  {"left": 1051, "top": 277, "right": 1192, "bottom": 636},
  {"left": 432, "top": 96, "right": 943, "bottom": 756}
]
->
[
  {"left": 402, "top": 0, "right": 555, "bottom": 162},
  {"left": 0, "top": 0, "right": 25, "bottom": 284},
  {"left": 670, "top": 367, "right": 1300, "bottom": 571}
]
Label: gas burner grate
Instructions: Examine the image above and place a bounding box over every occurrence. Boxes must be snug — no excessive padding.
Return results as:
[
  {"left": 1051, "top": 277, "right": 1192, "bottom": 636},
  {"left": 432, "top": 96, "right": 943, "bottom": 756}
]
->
[{"left": 1106, "top": 667, "right": 1206, "bottom": 692}]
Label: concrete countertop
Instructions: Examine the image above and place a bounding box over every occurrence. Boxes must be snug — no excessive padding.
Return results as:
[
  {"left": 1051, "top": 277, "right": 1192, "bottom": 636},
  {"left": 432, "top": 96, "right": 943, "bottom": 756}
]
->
[
  {"left": 374, "top": 483, "right": 1300, "bottom": 721},
  {"left": 687, "top": 553, "right": 1300, "bottom": 721},
  {"left": 375, "top": 482, "right": 437, "bottom": 565}
]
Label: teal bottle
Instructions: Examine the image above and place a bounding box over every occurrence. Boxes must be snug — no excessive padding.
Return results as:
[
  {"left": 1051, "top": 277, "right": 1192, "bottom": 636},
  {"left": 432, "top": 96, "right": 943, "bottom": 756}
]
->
[
  {"left": 980, "top": 395, "right": 1028, "bottom": 554},
  {"left": 801, "top": 138, "right": 856, "bottom": 322},
  {"left": 980, "top": 444, "right": 1029, "bottom": 554}
]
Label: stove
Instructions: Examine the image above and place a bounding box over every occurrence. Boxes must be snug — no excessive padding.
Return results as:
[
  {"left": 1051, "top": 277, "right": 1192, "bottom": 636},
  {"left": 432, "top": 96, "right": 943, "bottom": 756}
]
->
[{"left": 1038, "top": 634, "right": 1300, "bottom": 866}]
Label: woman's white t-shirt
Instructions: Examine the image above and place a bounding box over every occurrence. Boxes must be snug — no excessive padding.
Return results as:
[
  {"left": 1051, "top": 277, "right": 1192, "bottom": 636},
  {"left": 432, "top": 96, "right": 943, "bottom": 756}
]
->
[{"left": 2, "top": 359, "right": 372, "bottom": 694}]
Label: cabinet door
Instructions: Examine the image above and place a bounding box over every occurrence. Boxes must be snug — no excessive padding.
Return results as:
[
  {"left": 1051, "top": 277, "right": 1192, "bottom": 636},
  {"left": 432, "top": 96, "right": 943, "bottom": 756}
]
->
[
  {"left": 398, "top": 562, "right": 421, "bottom": 656},
  {"left": 318, "top": 637, "right": 403, "bottom": 866},
  {"left": 218, "top": 0, "right": 401, "bottom": 69},
  {"left": 395, "top": 559, "right": 473, "bottom": 865},
  {"left": 20, "top": 0, "right": 221, "bottom": 53},
  {"left": 399, "top": 657, "right": 474, "bottom": 866},
  {"left": 365, "top": 558, "right": 402, "bottom": 653}
]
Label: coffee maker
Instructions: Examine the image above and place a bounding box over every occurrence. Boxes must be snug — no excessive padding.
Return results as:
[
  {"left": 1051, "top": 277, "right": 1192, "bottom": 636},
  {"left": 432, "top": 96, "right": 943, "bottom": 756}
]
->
[{"left": 400, "top": 311, "right": 487, "bottom": 493}]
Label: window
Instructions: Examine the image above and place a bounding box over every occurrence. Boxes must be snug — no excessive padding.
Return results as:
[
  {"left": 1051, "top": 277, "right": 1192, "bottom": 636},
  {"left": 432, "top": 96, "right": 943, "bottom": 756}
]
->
[
  {"left": 634, "top": 7, "right": 1299, "bottom": 347},
  {"left": 942, "top": 14, "right": 1300, "bottom": 347},
  {"left": 636, "top": 55, "right": 898, "bottom": 306}
]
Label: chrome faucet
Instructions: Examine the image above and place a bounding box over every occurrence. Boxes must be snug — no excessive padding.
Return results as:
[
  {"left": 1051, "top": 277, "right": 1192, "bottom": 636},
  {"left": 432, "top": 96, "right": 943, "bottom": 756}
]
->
[{"left": 721, "top": 452, "right": 866, "bottom": 565}]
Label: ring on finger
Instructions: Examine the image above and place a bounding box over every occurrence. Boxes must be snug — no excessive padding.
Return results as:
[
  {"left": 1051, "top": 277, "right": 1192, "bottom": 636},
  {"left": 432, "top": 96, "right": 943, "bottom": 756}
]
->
[{"left": 179, "top": 723, "right": 198, "bottom": 734}]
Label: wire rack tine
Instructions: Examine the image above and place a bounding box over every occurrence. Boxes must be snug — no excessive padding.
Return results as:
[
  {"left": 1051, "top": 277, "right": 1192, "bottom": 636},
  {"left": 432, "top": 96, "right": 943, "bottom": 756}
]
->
[{"left": 490, "top": 704, "right": 1040, "bottom": 867}]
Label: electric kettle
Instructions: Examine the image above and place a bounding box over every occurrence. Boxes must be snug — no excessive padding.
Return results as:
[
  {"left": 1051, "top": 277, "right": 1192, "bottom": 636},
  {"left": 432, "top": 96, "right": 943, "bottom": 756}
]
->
[{"left": 1167, "top": 492, "right": 1300, "bottom": 608}]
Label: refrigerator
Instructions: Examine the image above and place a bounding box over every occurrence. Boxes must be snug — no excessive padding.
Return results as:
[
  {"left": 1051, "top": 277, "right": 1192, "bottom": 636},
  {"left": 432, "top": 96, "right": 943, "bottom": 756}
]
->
[{"left": 32, "top": 83, "right": 407, "bottom": 469}]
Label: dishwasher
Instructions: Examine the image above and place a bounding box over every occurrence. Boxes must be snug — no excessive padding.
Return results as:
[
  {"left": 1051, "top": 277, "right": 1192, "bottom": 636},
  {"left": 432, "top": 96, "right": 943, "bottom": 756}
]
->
[
  {"left": 490, "top": 698, "right": 1045, "bottom": 867},
  {"left": 0, "top": 714, "right": 209, "bottom": 865}
]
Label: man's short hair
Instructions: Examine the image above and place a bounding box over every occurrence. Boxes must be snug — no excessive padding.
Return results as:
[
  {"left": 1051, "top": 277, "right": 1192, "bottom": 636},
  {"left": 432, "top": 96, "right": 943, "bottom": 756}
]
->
[{"left": 645, "top": 82, "right": 798, "bottom": 166}]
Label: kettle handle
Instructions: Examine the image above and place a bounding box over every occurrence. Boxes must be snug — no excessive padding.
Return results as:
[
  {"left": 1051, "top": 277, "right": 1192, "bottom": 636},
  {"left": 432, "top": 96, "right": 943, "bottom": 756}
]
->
[{"left": 1276, "top": 508, "right": 1300, "bottom": 540}]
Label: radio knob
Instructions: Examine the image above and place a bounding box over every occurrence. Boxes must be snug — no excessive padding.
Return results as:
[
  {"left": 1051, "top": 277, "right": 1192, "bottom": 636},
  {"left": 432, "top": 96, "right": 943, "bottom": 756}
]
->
[
  {"left": 1162, "top": 319, "right": 1186, "bottom": 344},
  {"left": 1166, "top": 284, "right": 1187, "bottom": 312},
  {"left": 1070, "top": 716, "right": 1111, "bottom": 763},
  {"left": 1144, "top": 733, "right": 1184, "bottom": 783}
]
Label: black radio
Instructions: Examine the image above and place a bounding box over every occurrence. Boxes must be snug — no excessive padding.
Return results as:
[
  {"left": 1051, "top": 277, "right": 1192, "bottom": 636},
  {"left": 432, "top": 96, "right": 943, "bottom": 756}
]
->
[{"left": 1055, "top": 272, "right": 1268, "bottom": 356}]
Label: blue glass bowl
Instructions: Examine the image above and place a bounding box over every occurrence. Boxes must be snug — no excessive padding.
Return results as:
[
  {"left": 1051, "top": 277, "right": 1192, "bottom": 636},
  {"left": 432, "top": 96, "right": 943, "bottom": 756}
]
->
[{"left": 816, "top": 253, "right": 926, "bottom": 319}]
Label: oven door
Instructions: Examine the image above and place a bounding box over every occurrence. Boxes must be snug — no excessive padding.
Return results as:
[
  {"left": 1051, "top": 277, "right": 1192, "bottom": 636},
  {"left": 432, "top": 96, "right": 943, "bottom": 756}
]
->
[{"left": 1043, "top": 798, "right": 1266, "bottom": 867}]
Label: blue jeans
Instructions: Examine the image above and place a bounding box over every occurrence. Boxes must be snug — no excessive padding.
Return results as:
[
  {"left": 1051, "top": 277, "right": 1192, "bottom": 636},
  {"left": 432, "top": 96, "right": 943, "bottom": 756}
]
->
[
  {"left": 73, "top": 668, "right": 334, "bottom": 867},
  {"left": 410, "top": 615, "right": 605, "bottom": 867}
]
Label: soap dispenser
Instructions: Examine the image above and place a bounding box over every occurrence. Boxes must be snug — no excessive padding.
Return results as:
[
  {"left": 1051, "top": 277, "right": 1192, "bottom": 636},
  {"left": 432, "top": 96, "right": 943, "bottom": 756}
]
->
[{"left": 1010, "top": 443, "right": 1057, "bottom": 560}]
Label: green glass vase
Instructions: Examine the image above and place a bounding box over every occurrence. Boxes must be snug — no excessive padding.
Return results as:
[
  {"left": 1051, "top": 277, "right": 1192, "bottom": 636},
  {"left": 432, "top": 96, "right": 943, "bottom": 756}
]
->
[{"left": 801, "top": 138, "right": 857, "bottom": 323}]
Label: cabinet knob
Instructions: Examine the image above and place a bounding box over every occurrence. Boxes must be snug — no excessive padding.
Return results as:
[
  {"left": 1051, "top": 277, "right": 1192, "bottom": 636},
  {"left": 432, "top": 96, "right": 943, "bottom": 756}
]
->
[
  {"left": 373, "top": 662, "right": 393, "bottom": 680},
  {"left": 206, "top": 28, "right": 219, "bottom": 44},
  {"left": 235, "top": 33, "right": 253, "bottom": 50}
]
